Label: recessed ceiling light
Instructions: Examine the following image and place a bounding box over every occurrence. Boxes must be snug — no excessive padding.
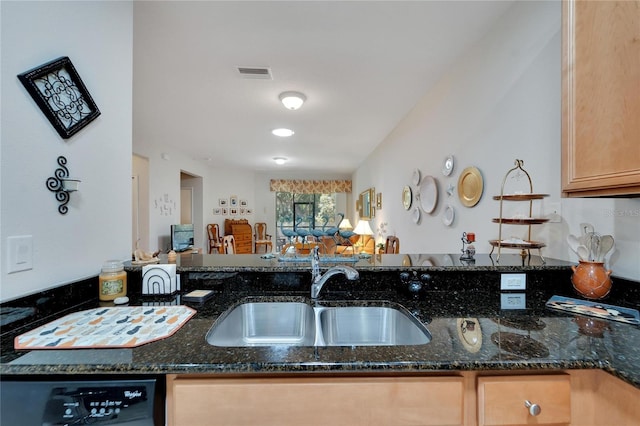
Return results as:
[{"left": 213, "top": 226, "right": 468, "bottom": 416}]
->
[
  {"left": 279, "top": 91, "right": 306, "bottom": 110},
  {"left": 273, "top": 157, "right": 288, "bottom": 165},
  {"left": 272, "top": 128, "right": 295, "bottom": 137}
]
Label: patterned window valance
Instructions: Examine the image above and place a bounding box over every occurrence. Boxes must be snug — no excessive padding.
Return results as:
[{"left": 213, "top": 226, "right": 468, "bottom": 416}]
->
[{"left": 270, "top": 179, "right": 352, "bottom": 194}]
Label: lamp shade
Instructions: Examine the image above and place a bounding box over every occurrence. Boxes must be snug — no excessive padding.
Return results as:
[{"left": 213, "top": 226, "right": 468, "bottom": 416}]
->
[
  {"left": 338, "top": 218, "right": 353, "bottom": 230},
  {"left": 353, "top": 220, "right": 374, "bottom": 236}
]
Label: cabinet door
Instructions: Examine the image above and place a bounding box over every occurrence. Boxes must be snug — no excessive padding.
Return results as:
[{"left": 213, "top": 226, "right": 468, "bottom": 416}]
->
[
  {"left": 167, "top": 375, "right": 465, "bottom": 426},
  {"left": 477, "top": 375, "right": 571, "bottom": 426},
  {"left": 562, "top": 0, "right": 640, "bottom": 197}
]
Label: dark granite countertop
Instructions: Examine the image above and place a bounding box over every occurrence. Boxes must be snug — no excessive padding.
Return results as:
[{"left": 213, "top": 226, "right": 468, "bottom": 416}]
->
[
  {"left": 2, "top": 254, "right": 639, "bottom": 390},
  {"left": 124, "top": 253, "right": 574, "bottom": 273}
]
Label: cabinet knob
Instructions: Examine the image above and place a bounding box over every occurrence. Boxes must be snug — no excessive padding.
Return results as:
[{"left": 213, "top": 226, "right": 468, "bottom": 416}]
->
[{"left": 524, "top": 400, "right": 541, "bottom": 416}]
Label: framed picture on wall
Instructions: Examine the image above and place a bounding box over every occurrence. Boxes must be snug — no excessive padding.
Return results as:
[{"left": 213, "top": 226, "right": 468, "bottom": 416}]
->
[
  {"left": 221, "top": 208, "right": 228, "bottom": 215},
  {"left": 230, "top": 208, "right": 238, "bottom": 216},
  {"left": 240, "top": 208, "right": 246, "bottom": 215},
  {"left": 17, "top": 56, "right": 101, "bottom": 139},
  {"left": 213, "top": 208, "right": 221, "bottom": 215},
  {"left": 240, "top": 199, "right": 248, "bottom": 207},
  {"left": 246, "top": 208, "right": 253, "bottom": 215},
  {"left": 230, "top": 196, "right": 238, "bottom": 207},
  {"left": 219, "top": 198, "right": 228, "bottom": 207}
]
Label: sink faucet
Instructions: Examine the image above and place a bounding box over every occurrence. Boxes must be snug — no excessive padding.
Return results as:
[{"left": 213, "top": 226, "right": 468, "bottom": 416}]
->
[{"left": 311, "top": 246, "right": 359, "bottom": 299}]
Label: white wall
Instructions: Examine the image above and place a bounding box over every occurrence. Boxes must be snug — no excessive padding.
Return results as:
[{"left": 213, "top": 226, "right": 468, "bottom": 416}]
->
[
  {"left": 0, "top": 1, "right": 134, "bottom": 302},
  {"left": 1, "top": 1, "right": 636, "bottom": 304},
  {"left": 353, "top": 1, "right": 639, "bottom": 281},
  {"left": 131, "top": 134, "right": 352, "bottom": 253}
]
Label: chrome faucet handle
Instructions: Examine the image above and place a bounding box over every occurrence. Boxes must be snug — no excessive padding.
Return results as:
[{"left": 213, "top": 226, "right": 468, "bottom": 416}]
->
[
  {"left": 311, "top": 246, "right": 320, "bottom": 283},
  {"left": 311, "top": 265, "right": 358, "bottom": 299}
]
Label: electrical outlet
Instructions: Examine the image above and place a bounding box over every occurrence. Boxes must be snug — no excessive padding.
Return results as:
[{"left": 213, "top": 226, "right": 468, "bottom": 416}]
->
[
  {"left": 500, "top": 273, "right": 526, "bottom": 290},
  {"left": 501, "top": 293, "right": 526, "bottom": 310},
  {"left": 7, "top": 235, "right": 33, "bottom": 273}
]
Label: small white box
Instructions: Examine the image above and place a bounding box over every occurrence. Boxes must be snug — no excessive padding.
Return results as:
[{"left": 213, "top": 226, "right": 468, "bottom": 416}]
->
[
  {"left": 500, "top": 273, "right": 526, "bottom": 290},
  {"left": 142, "top": 264, "right": 179, "bottom": 295}
]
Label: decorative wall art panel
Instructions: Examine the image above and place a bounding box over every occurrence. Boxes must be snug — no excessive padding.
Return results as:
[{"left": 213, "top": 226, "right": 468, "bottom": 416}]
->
[{"left": 18, "top": 56, "right": 100, "bottom": 139}]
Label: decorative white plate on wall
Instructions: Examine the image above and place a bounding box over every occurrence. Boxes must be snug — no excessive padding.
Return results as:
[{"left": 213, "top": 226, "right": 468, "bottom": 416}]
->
[
  {"left": 421, "top": 257, "right": 435, "bottom": 266},
  {"left": 419, "top": 175, "right": 438, "bottom": 214},
  {"left": 412, "top": 206, "right": 421, "bottom": 224},
  {"left": 412, "top": 168, "right": 421, "bottom": 186},
  {"left": 440, "top": 254, "right": 455, "bottom": 266},
  {"left": 442, "top": 204, "right": 455, "bottom": 226},
  {"left": 442, "top": 155, "right": 454, "bottom": 176}
]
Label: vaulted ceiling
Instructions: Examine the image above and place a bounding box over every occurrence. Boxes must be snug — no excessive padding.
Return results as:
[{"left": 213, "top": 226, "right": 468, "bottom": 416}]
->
[{"left": 133, "top": 1, "right": 514, "bottom": 174}]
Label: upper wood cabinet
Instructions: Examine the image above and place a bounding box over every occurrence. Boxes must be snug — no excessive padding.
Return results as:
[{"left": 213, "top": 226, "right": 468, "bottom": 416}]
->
[{"left": 562, "top": 0, "right": 640, "bottom": 197}]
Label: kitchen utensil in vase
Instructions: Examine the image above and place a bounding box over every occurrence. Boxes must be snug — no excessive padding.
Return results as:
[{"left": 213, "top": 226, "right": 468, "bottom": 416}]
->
[
  {"left": 576, "top": 245, "right": 590, "bottom": 261},
  {"left": 597, "top": 235, "right": 614, "bottom": 262},
  {"left": 567, "top": 234, "right": 581, "bottom": 256}
]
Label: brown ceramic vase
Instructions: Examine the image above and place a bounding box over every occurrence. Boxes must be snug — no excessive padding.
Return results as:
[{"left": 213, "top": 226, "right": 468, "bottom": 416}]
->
[{"left": 571, "top": 260, "right": 612, "bottom": 300}]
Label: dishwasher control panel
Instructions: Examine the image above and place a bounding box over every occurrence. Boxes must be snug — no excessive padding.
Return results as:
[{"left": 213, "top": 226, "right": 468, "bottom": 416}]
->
[
  {"left": 43, "top": 384, "right": 151, "bottom": 425},
  {"left": 1, "top": 378, "right": 160, "bottom": 426}
]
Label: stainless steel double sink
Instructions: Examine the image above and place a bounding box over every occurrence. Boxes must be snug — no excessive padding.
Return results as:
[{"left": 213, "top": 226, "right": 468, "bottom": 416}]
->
[{"left": 206, "top": 300, "right": 431, "bottom": 347}]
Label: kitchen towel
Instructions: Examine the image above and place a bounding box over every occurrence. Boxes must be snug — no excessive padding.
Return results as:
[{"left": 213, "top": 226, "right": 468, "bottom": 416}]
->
[{"left": 142, "top": 264, "right": 179, "bottom": 295}]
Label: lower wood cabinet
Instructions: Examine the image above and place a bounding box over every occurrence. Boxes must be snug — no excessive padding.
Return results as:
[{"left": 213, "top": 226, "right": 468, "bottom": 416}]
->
[
  {"left": 477, "top": 375, "right": 571, "bottom": 426},
  {"left": 166, "top": 370, "right": 640, "bottom": 426},
  {"left": 166, "top": 375, "right": 465, "bottom": 426}
]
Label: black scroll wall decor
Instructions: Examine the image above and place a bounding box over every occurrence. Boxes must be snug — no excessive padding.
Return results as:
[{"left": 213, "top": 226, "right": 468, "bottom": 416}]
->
[
  {"left": 47, "top": 156, "right": 73, "bottom": 215},
  {"left": 18, "top": 56, "right": 100, "bottom": 139}
]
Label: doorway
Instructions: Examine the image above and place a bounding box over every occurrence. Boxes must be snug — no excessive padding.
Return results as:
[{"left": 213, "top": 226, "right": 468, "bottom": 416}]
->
[
  {"left": 180, "top": 188, "right": 193, "bottom": 224},
  {"left": 132, "top": 154, "right": 150, "bottom": 252},
  {"left": 180, "top": 171, "right": 204, "bottom": 250}
]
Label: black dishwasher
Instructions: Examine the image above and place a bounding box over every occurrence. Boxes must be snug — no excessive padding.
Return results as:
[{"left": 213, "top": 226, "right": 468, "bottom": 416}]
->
[{"left": 0, "top": 375, "right": 164, "bottom": 426}]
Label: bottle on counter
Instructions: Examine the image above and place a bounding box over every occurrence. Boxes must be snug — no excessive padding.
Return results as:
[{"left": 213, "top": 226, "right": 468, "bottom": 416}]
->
[{"left": 99, "top": 260, "right": 127, "bottom": 301}]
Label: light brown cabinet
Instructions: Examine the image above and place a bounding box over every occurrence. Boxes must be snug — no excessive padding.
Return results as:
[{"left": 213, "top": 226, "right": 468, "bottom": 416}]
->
[
  {"left": 166, "top": 375, "right": 465, "bottom": 426},
  {"left": 224, "top": 219, "right": 253, "bottom": 254},
  {"left": 562, "top": 0, "right": 640, "bottom": 197},
  {"left": 166, "top": 370, "right": 640, "bottom": 426},
  {"left": 477, "top": 375, "right": 571, "bottom": 426}
]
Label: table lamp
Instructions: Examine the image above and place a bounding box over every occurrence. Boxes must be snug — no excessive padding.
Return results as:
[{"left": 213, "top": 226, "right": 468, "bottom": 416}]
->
[{"left": 353, "top": 220, "right": 374, "bottom": 253}]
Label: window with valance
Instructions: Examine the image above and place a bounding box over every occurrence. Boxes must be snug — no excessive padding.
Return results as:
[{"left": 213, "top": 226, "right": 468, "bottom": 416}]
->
[
  {"left": 269, "top": 179, "right": 351, "bottom": 194},
  {"left": 272, "top": 180, "right": 350, "bottom": 247}
]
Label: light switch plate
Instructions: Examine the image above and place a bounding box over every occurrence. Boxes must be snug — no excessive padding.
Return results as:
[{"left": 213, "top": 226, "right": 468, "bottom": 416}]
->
[
  {"left": 7, "top": 235, "right": 33, "bottom": 273},
  {"left": 501, "top": 293, "right": 526, "bottom": 310},
  {"left": 500, "top": 273, "right": 526, "bottom": 290}
]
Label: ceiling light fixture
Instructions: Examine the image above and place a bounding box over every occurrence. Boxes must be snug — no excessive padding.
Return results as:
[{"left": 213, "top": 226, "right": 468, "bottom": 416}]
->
[
  {"left": 279, "top": 91, "right": 306, "bottom": 110},
  {"left": 272, "top": 128, "right": 295, "bottom": 137},
  {"left": 273, "top": 157, "right": 288, "bottom": 165}
]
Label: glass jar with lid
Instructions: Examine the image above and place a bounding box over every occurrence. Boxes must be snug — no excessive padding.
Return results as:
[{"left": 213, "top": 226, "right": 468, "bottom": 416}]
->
[{"left": 99, "top": 260, "right": 127, "bottom": 301}]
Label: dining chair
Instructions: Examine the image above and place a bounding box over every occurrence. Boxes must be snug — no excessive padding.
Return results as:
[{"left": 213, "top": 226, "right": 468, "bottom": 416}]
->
[
  {"left": 206, "top": 224, "right": 223, "bottom": 254},
  {"left": 222, "top": 235, "right": 236, "bottom": 254},
  {"left": 320, "top": 236, "right": 337, "bottom": 255},
  {"left": 385, "top": 236, "right": 400, "bottom": 254},
  {"left": 254, "top": 222, "right": 273, "bottom": 254}
]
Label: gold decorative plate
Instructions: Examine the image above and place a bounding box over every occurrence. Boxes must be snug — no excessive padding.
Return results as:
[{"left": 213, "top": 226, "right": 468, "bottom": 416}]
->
[{"left": 457, "top": 166, "right": 483, "bottom": 207}]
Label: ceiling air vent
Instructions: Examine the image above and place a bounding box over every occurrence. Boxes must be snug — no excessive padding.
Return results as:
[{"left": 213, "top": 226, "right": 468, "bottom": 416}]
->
[{"left": 237, "top": 66, "right": 272, "bottom": 80}]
